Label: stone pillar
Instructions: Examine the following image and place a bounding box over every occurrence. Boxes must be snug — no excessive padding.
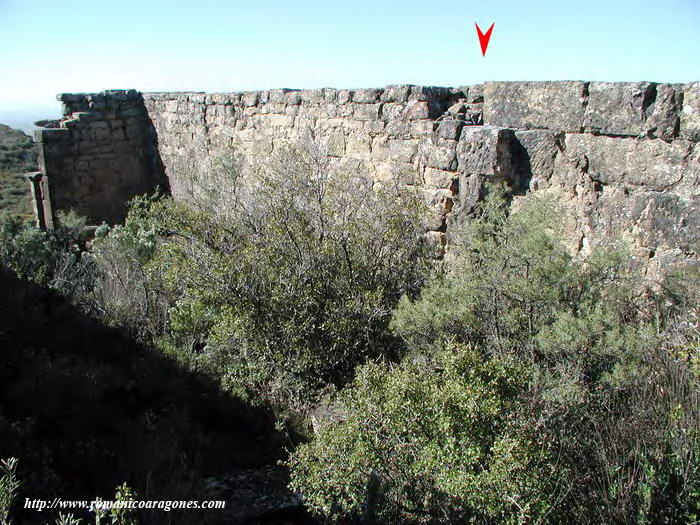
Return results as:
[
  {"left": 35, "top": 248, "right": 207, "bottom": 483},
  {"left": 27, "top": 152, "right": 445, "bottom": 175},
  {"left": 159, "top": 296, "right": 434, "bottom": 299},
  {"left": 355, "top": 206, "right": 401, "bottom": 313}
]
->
[{"left": 25, "top": 171, "right": 54, "bottom": 230}]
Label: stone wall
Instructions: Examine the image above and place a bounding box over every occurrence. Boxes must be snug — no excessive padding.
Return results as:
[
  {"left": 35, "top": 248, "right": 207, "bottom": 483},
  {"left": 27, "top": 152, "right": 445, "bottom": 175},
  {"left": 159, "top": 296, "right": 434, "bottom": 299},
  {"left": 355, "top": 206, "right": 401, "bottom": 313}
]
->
[
  {"left": 35, "top": 90, "right": 163, "bottom": 225},
  {"left": 36, "top": 81, "right": 700, "bottom": 272}
]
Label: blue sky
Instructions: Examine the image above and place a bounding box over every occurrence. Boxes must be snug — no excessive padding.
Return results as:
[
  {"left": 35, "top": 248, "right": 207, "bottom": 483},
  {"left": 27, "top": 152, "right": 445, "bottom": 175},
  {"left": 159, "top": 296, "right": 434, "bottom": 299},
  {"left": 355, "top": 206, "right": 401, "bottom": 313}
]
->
[{"left": 0, "top": 0, "right": 698, "bottom": 126}]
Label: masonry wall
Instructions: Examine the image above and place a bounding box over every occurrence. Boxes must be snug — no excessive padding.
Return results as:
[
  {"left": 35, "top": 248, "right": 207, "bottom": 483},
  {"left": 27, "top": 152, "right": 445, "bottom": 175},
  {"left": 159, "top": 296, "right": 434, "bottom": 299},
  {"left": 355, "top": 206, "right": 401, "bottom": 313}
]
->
[
  {"left": 39, "top": 81, "right": 700, "bottom": 273},
  {"left": 36, "top": 90, "right": 162, "bottom": 225}
]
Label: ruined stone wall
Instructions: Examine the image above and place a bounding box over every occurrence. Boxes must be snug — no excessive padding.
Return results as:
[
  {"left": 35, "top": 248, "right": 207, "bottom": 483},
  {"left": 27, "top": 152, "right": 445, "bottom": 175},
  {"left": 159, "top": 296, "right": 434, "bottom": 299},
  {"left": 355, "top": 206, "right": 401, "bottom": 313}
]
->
[
  {"left": 141, "top": 85, "right": 484, "bottom": 254},
  {"left": 35, "top": 90, "right": 162, "bottom": 225},
  {"left": 39, "top": 81, "right": 700, "bottom": 272}
]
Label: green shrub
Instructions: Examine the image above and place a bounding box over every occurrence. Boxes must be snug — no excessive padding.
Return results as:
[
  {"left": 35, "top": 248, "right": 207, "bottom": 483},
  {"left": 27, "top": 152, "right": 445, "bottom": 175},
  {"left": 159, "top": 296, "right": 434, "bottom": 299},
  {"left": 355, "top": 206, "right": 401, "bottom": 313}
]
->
[
  {"left": 0, "top": 210, "right": 94, "bottom": 293},
  {"left": 140, "top": 142, "right": 430, "bottom": 409},
  {"left": 0, "top": 457, "right": 20, "bottom": 525},
  {"left": 290, "top": 185, "right": 700, "bottom": 523},
  {"left": 89, "top": 194, "right": 168, "bottom": 339},
  {"left": 289, "top": 344, "right": 562, "bottom": 523}
]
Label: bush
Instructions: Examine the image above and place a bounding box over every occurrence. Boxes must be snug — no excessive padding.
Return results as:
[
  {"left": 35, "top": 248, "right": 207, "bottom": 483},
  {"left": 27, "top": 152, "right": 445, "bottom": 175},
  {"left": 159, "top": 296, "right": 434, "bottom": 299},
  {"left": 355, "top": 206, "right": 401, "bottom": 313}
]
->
[
  {"left": 88, "top": 194, "right": 168, "bottom": 339},
  {"left": 290, "top": 185, "right": 700, "bottom": 523},
  {"left": 289, "top": 344, "right": 561, "bottom": 523},
  {"left": 137, "top": 141, "right": 431, "bottom": 410},
  {"left": 0, "top": 210, "right": 94, "bottom": 295}
]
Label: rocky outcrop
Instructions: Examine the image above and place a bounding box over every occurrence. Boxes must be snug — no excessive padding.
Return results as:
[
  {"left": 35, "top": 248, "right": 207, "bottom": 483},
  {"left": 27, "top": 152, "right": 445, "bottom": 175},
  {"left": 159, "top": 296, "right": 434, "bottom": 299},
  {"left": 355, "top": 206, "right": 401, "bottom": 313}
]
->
[{"left": 33, "top": 81, "right": 700, "bottom": 274}]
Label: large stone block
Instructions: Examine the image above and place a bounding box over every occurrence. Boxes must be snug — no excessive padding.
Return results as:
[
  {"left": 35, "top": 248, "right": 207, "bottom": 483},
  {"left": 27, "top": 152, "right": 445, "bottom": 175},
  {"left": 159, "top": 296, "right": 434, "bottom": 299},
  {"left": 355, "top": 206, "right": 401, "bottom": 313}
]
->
[
  {"left": 408, "top": 86, "right": 452, "bottom": 103},
  {"left": 422, "top": 187, "right": 455, "bottom": 217},
  {"left": 512, "top": 130, "right": 562, "bottom": 190},
  {"left": 285, "top": 91, "right": 302, "bottom": 105},
  {"left": 325, "top": 131, "right": 346, "bottom": 157},
  {"left": 457, "top": 126, "right": 515, "bottom": 178},
  {"left": 424, "top": 167, "right": 458, "bottom": 188},
  {"left": 583, "top": 82, "right": 653, "bottom": 136},
  {"left": 365, "top": 120, "right": 385, "bottom": 133},
  {"left": 403, "top": 100, "right": 431, "bottom": 120},
  {"left": 388, "top": 139, "right": 420, "bottom": 163},
  {"left": 380, "top": 85, "right": 412, "bottom": 103},
  {"left": 370, "top": 135, "right": 389, "bottom": 160},
  {"left": 323, "top": 89, "right": 338, "bottom": 102},
  {"left": 381, "top": 103, "right": 405, "bottom": 121},
  {"left": 352, "top": 103, "right": 382, "bottom": 121},
  {"left": 437, "top": 120, "right": 464, "bottom": 140},
  {"left": 592, "top": 189, "right": 700, "bottom": 254},
  {"left": 241, "top": 92, "right": 258, "bottom": 107},
  {"left": 300, "top": 89, "right": 325, "bottom": 104},
  {"left": 353, "top": 88, "right": 381, "bottom": 103},
  {"left": 267, "top": 89, "right": 289, "bottom": 103},
  {"left": 562, "top": 134, "right": 695, "bottom": 192},
  {"left": 345, "top": 134, "right": 371, "bottom": 157},
  {"left": 420, "top": 139, "right": 458, "bottom": 170},
  {"left": 645, "top": 83, "right": 682, "bottom": 141},
  {"left": 483, "top": 81, "right": 587, "bottom": 132},
  {"left": 409, "top": 121, "right": 434, "bottom": 138},
  {"left": 36, "top": 128, "right": 71, "bottom": 143}
]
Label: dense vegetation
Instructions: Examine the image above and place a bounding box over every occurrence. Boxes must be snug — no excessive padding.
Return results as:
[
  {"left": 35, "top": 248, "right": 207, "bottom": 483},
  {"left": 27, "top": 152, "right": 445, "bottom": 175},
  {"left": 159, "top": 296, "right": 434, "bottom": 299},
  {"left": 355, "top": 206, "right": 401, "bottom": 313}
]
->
[
  {"left": 0, "top": 214, "right": 290, "bottom": 525},
  {"left": 0, "top": 123, "right": 37, "bottom": 219},
  {"left": 290, "top": 189, "right": 700, "bottom": 523},
  {"left": 1, "top": 143, "right": 698, "bottom": 524}
]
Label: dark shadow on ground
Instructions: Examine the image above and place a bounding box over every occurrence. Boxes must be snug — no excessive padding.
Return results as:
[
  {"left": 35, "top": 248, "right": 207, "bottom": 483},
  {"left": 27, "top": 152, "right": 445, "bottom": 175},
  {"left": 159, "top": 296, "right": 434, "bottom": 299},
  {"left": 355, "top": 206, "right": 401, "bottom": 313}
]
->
[{"left": 0, "top": 266, "right": 313, "bottom": 524}]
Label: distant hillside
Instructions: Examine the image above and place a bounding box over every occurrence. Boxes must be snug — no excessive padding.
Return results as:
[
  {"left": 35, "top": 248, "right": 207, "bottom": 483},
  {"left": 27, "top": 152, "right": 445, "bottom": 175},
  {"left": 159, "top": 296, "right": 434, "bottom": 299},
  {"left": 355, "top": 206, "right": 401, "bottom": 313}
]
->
[
  {"left": 0, "top": 123, "right": 38, "bottom": 172},
  {"left": 0, "top": 123, "right": 37, "bottom": 219}
]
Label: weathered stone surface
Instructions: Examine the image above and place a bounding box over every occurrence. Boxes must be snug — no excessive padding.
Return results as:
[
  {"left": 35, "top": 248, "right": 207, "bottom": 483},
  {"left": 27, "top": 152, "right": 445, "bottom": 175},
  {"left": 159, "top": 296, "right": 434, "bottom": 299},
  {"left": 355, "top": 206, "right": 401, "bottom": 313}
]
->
[
  {"left": 300, "top": 89, "right": 325, "bottom": 104},
  {"left": 353, "top": 103, "right": 382, "bottom": 121},
  {"left": 583, "top": 81, "right": 653, "bottom": 136},
  {"left": 420, "top": 139, "right": 458, "bottom": 170},
  {"left": 285, "top": 91, "right": 302, "bottom": 105},
  {"left": 562, "top": 134, "right": 694, "bottom": 191},
  {"left": 409, "top": 86, "right": 452, "bottom": 102},
  {"left": 35, "top": 82, "right": 700, "bottom": 274},
  {"left": 457, "top": 126, "right": 514, "bottom": 179},
  {"left": 388, "top": 139, "right": 420, "bottom": 163},
  {"left": 446, "top": 173, "right": 484, "bottom": 235},
  {"left": 36, "top": 128, "right": 71, "bottom": 142},
  {"left": 353, "top": 88, "right": 381, "bottom": 103},
  {"left": 424, "top": 167, "right": 457, "bottom": 188},
  {"left": 325, "top": 131, "right": 346, "bottom": 157},
  {"left": 681, "top": 82, "right": 700, "bottom": 141},
  {"left": 466, "top": 84, "right": 484, "bottom": 103},
  {"left": 381, "top": 85, "right": 412, "bottom": 103},
  {"left": 447, "top": 102, "right": 466, "bottom": 115},
  {"left": 437, "top": 119, "right": 464, "bottom": 140},
  {"left": 645, "top": 84, "right": 681, "bottom": 141},
  {"left": 512, "top": 130, "right": 562, "bottom": 190},
  {"left": 422, "top": 188, "right": 455, "bottom": 215},
  {"left": 241, "top": 92, "right": 258, "bottom": 107},
  {"left": 593, "top": 189, "right": 699, "bottom": 255},
  {"left": 483, "top": 81, "right": 587, "bottom": 132},
  {"left": 403, "top": 100, "right": 431, "bottom": 120}
]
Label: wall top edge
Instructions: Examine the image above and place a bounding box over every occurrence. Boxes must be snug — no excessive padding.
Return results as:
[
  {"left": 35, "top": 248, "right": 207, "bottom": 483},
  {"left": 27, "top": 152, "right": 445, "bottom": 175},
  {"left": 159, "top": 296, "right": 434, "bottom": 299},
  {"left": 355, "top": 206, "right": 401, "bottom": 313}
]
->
[{"left": 55, "top": 80, "right": 699, "bottom": 102}]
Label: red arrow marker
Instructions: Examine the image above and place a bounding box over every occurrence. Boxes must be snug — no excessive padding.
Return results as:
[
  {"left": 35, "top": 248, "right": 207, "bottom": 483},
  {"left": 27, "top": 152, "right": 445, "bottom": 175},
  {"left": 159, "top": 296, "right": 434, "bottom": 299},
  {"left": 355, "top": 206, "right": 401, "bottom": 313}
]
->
[{"left": 475, "top": 22, "right": 495, "bottom": 56}]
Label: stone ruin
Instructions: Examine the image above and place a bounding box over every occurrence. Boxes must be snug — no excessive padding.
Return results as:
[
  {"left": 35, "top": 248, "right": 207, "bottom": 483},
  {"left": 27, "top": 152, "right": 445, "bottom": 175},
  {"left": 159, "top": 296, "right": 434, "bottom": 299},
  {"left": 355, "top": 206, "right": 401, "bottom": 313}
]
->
[{"left": 29, "top": 81, "right": 700, "bottom": 274}]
